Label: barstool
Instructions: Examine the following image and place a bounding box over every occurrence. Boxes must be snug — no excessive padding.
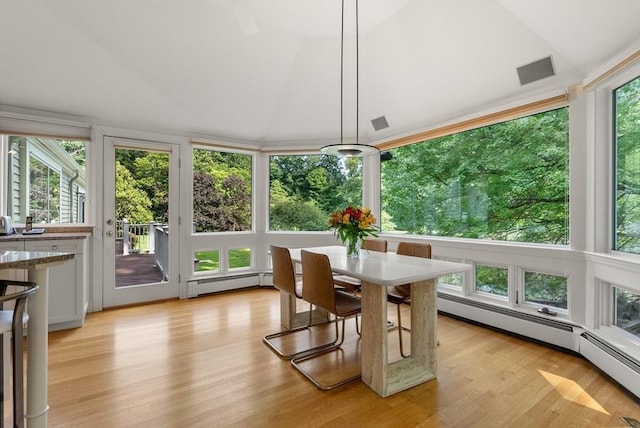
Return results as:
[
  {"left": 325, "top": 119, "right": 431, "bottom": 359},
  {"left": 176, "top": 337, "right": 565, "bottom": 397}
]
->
[{"left": 0, "top": 280, "right": 38, "bottom": 428}]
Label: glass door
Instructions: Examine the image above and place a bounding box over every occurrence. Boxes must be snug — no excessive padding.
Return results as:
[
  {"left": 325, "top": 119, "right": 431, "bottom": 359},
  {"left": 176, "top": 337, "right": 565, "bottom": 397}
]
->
[{"left": 102, "top": 137, "right": 180, "bottom": 307}]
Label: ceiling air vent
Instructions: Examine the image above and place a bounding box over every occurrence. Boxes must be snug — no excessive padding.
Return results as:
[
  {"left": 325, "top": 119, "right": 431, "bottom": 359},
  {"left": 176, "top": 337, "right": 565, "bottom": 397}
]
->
[
  {"left": 371, "top": 116, "right": 389, "bottom": 131},
  {"left": 517, "top": 56, "right": 555, "bottom": 85}
]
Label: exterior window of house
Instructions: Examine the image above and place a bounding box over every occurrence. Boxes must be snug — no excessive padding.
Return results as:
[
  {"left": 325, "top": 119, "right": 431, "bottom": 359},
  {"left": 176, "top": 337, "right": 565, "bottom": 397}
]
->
[
  {"left": 192, "top": 147, "right": 252, "bottom": 233},
  {"left": 524, "top": 271, "right": 567, "bottom": 310},
  {"left": 5, "top": 136, "right": 86, "bottom": 224},
  {"left": 269, "top": 154, "right": 362, "bottom": 231},
  {"left": 29, "top": 156, "right": 60, "bottom": 223},
  {"left": 614, "top": 287, "right": 640, "bottom": 339},
  {"left": 380, "top": 108, "right": 569, "bottom": 244},
  {"left": 613, "top": 75, "right": 640, "bottom": 255}
]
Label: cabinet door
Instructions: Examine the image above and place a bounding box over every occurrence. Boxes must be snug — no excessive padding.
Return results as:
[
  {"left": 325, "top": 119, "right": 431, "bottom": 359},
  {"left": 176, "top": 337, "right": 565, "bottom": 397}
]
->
[{"left": 24, "top": 240, "right": 83, "bottom": 326}]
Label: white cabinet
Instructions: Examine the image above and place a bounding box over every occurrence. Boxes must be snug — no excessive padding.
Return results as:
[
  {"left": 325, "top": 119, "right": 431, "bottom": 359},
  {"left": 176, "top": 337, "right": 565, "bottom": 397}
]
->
[{"left": 0, "top": 238, "right": 86, "bottom": 331}]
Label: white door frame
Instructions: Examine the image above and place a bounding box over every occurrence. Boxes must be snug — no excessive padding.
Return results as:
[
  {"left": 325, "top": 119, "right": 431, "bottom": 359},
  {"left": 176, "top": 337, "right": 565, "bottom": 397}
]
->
[{"left": 102, "top": 137, "right": 180, "bottom": 307}]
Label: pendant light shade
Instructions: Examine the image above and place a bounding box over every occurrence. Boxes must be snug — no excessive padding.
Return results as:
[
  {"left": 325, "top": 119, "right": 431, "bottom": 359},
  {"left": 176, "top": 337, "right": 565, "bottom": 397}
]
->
[{"left": 320, "top": 0, "right": 379, "bottom": 158}]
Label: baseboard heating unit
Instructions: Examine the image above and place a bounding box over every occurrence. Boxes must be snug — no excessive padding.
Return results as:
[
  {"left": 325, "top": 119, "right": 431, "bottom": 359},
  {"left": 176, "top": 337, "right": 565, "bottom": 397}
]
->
[
  {"left": 579, "top": 332, "right": 640, "bottom": 398},
  {"left": 186, "top": 273, "right": 260, "bottom": 297},
  {"left": 437, "top": 292, "right": 578, "bottom": 351}
]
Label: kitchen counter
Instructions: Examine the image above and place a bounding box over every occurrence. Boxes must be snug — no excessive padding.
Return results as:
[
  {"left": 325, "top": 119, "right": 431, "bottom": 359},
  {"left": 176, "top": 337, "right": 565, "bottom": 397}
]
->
[
  {"left": 0, "top": 226, "right": 92, "bottom": 242},
  {"left": 0, "top": 232, "right": 90, "bottom": 242},
  {"left": 0, "top": 250, "right": 74, "bottom": 268},
  {"left": 0, "top": 250, "right": 75, "bottom": 428}
]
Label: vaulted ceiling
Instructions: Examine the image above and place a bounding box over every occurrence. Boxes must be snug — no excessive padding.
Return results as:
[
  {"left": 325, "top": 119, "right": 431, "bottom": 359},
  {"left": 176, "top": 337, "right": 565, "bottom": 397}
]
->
[{"left": 1, "top": 1, "right": 639, "bottom": 149}]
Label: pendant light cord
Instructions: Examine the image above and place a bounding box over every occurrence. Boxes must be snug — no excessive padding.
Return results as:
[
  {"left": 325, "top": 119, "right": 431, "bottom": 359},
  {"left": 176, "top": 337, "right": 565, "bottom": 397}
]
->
[
  {"left": 340, "top": 0, "right": 359, "bottom": 146},
  {"left": 356, "top": 0, "right": 359, "bottom": 145},
  {"left": 340, "top": 0, "right": 344, "bottom": 146}
]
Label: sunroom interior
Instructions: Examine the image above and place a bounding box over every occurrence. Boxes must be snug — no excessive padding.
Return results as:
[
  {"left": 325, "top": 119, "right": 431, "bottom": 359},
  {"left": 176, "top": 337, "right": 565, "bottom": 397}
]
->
[{"left": 0, "top": 0, "right": 640, "bottom": 407}]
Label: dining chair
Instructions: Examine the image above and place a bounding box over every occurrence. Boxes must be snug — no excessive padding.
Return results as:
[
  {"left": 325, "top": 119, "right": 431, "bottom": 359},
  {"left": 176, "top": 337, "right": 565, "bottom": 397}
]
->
[
  {"left": 387, "top": 241, "right": 432, "bottom": 358},
  {"left": 0, "top": 280, "right": 38, "bottom": 428},
  {"left": 263, "top": 245, "right": 333, "bottom": 359},
  {"left": 291, "top": 250, "right": 362, "bottom": 390},
  {"left": 333, "top": 238, "right": 388, "bottom": 293}
]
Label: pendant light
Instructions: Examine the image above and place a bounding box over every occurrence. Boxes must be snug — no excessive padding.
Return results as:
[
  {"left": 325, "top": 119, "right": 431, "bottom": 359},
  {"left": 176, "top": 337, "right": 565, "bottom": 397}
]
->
[{"left": 321, "top": 0, "right": 380, "bottom": 158}]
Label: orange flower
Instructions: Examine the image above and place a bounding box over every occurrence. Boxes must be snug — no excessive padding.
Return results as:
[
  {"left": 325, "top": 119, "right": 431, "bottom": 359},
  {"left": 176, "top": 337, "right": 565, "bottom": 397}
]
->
[{"left": 328, "top": 206, "right": 379, "bottom": 246}]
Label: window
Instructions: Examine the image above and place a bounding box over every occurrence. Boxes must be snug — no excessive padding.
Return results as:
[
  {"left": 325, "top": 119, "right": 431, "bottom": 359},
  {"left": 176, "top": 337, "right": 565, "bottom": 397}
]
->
[
  {"left": 269, "top": 154, "right": 362, "bottom": 231},
  {"left": 5, "top": 136, "right": 86, "bottom": 224},
  {"left": 380, "top": 108, "right": 569, "bottom": 244},
  {"left": 613, "top": 75, "right": 640, "bottom": 255},
  {"left": 614, "top": 287, "right": 640, "bottom": 339},
  {"left": 192, "top": 148, "right": 252, "bottom": 233},
  {"left": 194, "top": 250, "right": 220, "bottom": 273},
  {"left": 475, "top": 264, "right": 508, "bottom": 297},
  {"left": 436, "top": 257, "right": 464, "bottom": 289},
  {"left": 228, "top": 247, "right": 251, "bottom": 270},
  {"left": 524, "top": 271, "right": 567, "bottom": 310}
]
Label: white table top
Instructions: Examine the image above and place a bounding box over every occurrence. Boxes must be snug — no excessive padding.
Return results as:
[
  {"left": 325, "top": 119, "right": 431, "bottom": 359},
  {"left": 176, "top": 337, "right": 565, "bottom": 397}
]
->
[{"left": 288, "top": 245, "right": 472, "bottom": 287}]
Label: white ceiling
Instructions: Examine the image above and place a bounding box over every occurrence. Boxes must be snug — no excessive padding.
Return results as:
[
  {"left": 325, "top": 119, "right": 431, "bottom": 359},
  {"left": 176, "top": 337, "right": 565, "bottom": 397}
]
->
[{"left": 1, "top": 0, "right": 639, "bottom": 149}]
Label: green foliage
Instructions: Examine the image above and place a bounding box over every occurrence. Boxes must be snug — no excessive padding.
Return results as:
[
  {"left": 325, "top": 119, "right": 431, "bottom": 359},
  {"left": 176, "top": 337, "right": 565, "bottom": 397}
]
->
[
  {"left": 192, "top": 149, "right": 252, "bottom": 232},
  {"left": 476, "top": 265, "right": 508, "bottom": 296},
  {"left": 133, "top": 153, "right": 169, "bottom": 223},
  {"left": 615, "top": 76, "right": 640, "bottom": 254},
  {"left": 115, "top": 161, "right": 153, "bottom": 223},
  {"left": 524, "top": 272, "right": 567, "bottom": 309},
  {"left": 192, "top": 171, "right": 251, "bottom": 232},
  {"left": 194, "top": 249, "right": 250, "bottom": 271},
  {"left": 269, "top": 154, "right": 362, "bottom": 230},
  {"left": 57, "top": 140, "right": 86, "bottom": 168},
  {"left": 381, "top": 108, "right": 569, "bottom": 244},
  {"left": 270, "top": 199, "right": 328, "bottom": 231}
]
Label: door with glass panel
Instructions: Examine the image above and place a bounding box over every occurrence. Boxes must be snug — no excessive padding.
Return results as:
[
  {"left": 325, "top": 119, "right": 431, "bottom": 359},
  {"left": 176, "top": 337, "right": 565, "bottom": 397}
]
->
[{"left": 102, "top": 137, "right": 180, "bottom": 307}]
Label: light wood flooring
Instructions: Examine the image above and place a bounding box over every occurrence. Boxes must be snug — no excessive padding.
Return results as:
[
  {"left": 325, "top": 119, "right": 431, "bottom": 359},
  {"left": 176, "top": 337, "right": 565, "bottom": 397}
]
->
[{"left": 35, "top": 288, "right": 640, "bottom": 427}]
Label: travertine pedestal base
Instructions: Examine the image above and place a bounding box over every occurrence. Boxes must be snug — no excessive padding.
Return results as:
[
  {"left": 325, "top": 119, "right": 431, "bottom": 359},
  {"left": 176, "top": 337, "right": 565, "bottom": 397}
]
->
[{"left": 360, "top": 278, "right": 437, "bottom": 397}]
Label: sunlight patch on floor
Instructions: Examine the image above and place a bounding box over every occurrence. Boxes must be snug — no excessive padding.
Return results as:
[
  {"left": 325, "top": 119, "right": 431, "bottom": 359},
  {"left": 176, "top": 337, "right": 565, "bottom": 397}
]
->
[{"left": 539, "top": 370, "right": 609, "bottom": 415}]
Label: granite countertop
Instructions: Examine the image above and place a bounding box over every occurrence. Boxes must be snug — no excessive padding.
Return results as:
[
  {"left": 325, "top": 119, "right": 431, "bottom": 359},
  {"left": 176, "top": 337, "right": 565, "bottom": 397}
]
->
[
  {"left": 0, "top": 250, "right": 74, "bottom": 269},
  {"left": 0, "top": 226, "right": 92, "bottom": 242}
]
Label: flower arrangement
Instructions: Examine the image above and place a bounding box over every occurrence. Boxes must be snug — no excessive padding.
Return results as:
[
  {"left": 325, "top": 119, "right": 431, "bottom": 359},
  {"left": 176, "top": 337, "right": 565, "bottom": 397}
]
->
[{"left": 329, "top": 206, "right": 379, "bottom": 257}]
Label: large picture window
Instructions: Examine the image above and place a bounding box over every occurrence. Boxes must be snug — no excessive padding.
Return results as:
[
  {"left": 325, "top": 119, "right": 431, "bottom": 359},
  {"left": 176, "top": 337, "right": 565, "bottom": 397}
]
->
[
  {"left": 269, "top": 154, "right": 362, "bottom": 231},
  {"left": 192, "top": 148, "right": 252, "bottom": 233},
  {"left": 614, "top": 75, "right": 640, "bottom": 255},
  {"left": 381, "top": 108, "right": 569, "bottom": 244},
  {"left": 5, "top": 136, "right": 86, "bottom": 224}
]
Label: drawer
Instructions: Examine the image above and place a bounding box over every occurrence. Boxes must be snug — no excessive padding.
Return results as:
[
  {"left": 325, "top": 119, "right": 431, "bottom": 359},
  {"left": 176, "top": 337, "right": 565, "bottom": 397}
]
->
[{"left": 24, "top": 239, "right": 83, "bottom": 254}]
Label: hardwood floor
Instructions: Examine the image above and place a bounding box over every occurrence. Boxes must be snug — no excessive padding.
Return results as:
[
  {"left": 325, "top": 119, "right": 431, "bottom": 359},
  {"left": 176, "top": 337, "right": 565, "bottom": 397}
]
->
[{"left": 40, "top": 288, "right": 639, "bottom": 427}]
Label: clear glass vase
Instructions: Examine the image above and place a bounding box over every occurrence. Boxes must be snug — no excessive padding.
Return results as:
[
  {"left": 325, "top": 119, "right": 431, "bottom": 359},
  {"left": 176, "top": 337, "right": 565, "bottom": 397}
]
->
[{"left": 345, "top": 236, "right": 360, "bottom": 258}]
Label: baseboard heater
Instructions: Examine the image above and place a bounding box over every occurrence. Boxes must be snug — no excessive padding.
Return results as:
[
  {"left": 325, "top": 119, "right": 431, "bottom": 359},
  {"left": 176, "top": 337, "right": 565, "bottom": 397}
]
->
[
  {"left": 196, "top": 273, "right": 259, "bottom": 284},
  {"left": 187, "top": 273, "right": 260, "bottom": 298},
  {"left": 580, "top": 331, "right": 640, "bottom": 398},
  {"left": 437, "top": 292, "right": 578, "bottom": 351},
  {"left": 580, "top": 332, "right": 640, "bottom": 373},
  {"left": 438, "top": 292, "right": 574, "bottom": 332}
]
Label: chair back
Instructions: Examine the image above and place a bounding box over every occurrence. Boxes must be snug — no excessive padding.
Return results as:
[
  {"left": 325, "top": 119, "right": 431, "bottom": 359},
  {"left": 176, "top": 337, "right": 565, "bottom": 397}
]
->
[
  {"left": 396, "top": 242, "right": 431, "bottom": 259},
  {"left": 270, "top": 246, "right": 298, "bottom": 297},
  {"left": 0, "top": 280, "right": 38, "bottom": 331},
  {"left": 301, "top": 250, "right": 336, "bottom": 314},
  {"left": 361, "top": 238, "right": 388, "bottom": 253}
]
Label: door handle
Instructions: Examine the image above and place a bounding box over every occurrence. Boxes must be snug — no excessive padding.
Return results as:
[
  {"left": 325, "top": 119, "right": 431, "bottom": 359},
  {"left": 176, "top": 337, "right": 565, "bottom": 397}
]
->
[{"left": 106, "top": 231, "right": 113, "bottom": 237}]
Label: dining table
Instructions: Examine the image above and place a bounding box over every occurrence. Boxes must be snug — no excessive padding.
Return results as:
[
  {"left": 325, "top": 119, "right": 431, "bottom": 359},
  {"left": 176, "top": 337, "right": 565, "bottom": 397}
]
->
[
  {"left": 287, "top": 245, "right": 472, "bottom": 397},
  {"left": 0, "top": 250, "right": 74, "bottom": 428}
]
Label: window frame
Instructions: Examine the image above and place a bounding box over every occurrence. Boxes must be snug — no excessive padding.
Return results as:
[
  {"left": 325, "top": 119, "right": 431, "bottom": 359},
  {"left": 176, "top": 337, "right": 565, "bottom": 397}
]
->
[{"left": 611, "top": 73, "right": 640, "bottom": 255}]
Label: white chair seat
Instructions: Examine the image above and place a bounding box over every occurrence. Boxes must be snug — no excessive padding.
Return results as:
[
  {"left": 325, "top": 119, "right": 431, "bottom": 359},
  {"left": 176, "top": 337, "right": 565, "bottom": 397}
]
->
[{"left": 0, "top": 310, "right": 28, "bottom": 334}]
